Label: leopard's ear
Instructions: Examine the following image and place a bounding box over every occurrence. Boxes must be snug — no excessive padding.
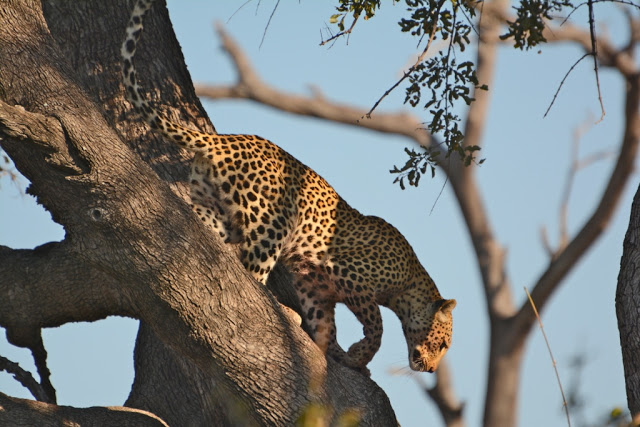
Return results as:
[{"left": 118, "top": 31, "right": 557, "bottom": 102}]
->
[
  {"left": 435, "top": 299, "right": 456, "bottom": 323},
  {"left": 440, "top": 299, "right": 456, "bottom": 314}
]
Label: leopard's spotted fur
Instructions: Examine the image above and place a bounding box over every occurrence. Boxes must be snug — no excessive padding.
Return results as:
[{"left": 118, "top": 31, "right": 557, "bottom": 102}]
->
[{"left": 121, "top": 0, "right": 456, "bottom": 374}]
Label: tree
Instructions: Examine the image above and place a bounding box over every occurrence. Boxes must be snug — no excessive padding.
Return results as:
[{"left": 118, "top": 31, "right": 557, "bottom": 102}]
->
[
  {"left": 0, "top": 1, "right": 396, "bottom": 425},
  {"left": 1, "top": 0, "right": 637, "bottom": 426},
  {"left": 617, "top": 186, "right": 640, "bottom": 420}
]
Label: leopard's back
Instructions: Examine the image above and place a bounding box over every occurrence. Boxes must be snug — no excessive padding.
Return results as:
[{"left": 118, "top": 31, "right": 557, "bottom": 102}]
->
[{"left": 121, "top": 0, "right": 455, "bottom": 374}]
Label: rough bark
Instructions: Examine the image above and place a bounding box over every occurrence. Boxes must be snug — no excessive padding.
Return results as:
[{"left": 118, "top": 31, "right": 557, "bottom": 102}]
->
[
  {"left": 617, "top": 183, "right": 640, "bottom": 417},
  {"left": 0, "top": 393, "right": 169, "bottom": 427},
  {"left": 0, "top": 0, "right": 397, "bottom": 425}
]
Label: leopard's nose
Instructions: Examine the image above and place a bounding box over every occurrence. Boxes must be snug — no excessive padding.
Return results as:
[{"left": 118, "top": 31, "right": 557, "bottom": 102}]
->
[{"left": 412, "top": 349, "right": 421, "bottom": 361}]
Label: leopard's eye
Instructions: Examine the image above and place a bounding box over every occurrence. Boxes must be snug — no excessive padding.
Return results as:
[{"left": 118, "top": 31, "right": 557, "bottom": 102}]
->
[{"left": 440, "top": 341, "right": 449, "bottom": 351}]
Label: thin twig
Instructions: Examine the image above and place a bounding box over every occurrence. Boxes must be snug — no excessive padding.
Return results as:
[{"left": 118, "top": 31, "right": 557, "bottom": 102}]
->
[
  {"left": 544, "top": 53, "right": 590, "bottom": 118},
  {"left": 320, "top": 13, "right": 360, "bottom": 46},
  {"left": 556, "top": 143, "right": 615, "bottom": 238},
  {"left": 458, "top": 2, "right": 480, "bottom": 38},
  {"left": 541, "top": 114, "right": 613, "bottom": 258},
  {"left": 525, "top": 288, "right": 572, "bottom": 427},
  {"left": 556, "top": 120, "right": 592, "bottom": 254},
  {"left": 430, "top": 165, "right": 449, "bottom": 215},
  {"left": 227, "top": 0, "right": 253, "bottom": 24},
  {"left": 259, "top": 0, "right": 280, "bottom": 49},
  {"left": 540, "top": 226, "right": 554, "bottom": 256},
  {"left": 587, "top": 0, "right": 606, "bottom": 123},
  {"left": 29, "top": 334, "right": 56, "bottom": 404},
  {"left": 365, "top": 0, "right": 446, "bottom": 118},
  {"left": 0, "top": 355, "right": 52, "bottom": 403},
  {"left": 441, "top": 6, "right": 458, "bottom": 137},
  {"left": 562, "top": 0, "right": 640, "bottom": 26}
]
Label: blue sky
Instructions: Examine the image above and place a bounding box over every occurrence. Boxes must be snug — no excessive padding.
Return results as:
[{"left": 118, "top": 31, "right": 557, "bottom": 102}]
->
[{"left": 1, "top": 2, "right": 637, "bottom": 426}]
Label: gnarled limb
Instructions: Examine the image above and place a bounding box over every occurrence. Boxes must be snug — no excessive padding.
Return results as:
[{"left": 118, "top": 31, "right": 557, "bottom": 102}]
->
[{"left": 0, "top": 393, "right": 169, "bottom": 427}]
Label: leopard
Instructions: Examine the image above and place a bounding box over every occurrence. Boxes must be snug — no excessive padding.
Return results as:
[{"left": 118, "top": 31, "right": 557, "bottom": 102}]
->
[{"left": 121, "top": 0, "right": 456, "bottom": 374}]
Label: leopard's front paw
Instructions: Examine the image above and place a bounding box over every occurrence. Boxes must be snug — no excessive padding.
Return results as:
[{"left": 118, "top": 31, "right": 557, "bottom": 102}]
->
[
  {"left": 341, "top": 342, "right": 373, "bottom": 376},
  {"left": 332, "top": 354, "right": 371, "bottom": 376},
  {"left": 326, "top": 344, "right": 370, "bottom": 376}
]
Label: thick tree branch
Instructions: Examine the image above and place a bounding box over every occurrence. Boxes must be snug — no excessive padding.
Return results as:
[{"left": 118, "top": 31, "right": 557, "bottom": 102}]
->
[
  {"left": 0, "top": 101, "right": 83, "bottom": 180},
  {"left": 0, "top": 393, "right": 169, "bottom": 426},
  {"left": 447, "top": 0, "right": 516, "bottom": 324},
  {"left": 0, "top": 242, "right": 135, "bottom": 346},
  {"left": 0, "top": 240, "right": 133, "bottom": 406},
  {"left": 0, "top": 240, "right": 131, "bottom": 406}
]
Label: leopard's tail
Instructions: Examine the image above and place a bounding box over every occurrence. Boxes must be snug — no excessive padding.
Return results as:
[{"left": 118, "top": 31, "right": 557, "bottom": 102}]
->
[{"left": 121, "top": 0, "right": 219, "bottom": 154}]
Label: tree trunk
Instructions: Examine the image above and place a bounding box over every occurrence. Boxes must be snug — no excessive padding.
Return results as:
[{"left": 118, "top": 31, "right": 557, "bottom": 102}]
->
[
  {"left": 483, "top": 322, "right": 524, "bottom": 427},
  {"left": 0, "top": 0, "right": 397, "bottom": 424},
  {"left": 617, "top": 183, "right": 640, "bottom": 418}
]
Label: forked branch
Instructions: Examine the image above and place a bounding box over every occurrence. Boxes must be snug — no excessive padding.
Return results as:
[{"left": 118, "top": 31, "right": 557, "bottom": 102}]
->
[
  {"left": 541, "top": 116, "right": 614, "bottom": 258},
  {"left": 0, "top": 356, "right": 52, "bottom": 404}
]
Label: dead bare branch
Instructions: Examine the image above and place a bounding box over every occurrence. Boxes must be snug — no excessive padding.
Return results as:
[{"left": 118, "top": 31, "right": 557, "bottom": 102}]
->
[
  {"left": 0, "top": 356, "right": 52, "bottom": 404},
  {"left": 525, "top": 288, "right": 571, "bottom": 427},
  {"left": 259, "top": 0, "right": 280, "bottom": 49},
  {"left": 543, "top": 53, "right": 591, "bottom": 118},
  {"left": 587, "top": 0, "right": 606, "bottom": 123},
  {"left": 27, "top": 334, "right": 55, "bottom": 405},
  {"left": 541, "top": 115, "right": 615, "bottom": 258}
]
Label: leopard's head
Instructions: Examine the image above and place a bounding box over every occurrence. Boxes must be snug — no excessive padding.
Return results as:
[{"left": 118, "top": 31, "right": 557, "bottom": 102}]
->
[{"left": 401, "top": 298, "right": 456, "bottom": 372}]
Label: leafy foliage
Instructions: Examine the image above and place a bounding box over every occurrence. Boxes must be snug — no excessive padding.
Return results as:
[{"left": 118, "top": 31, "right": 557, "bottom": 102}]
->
[
  {"left": 329, "top": 0, "right": 579, "bottom": 187},
  {"left": 500, "top": 0, "right": 573, "bottom": 49},
  {"left": 330, "top": 0, "right": 389, "bottom": 31},
  {"left": 330, "top": 0, "right": 486, "bottom": 187}
]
